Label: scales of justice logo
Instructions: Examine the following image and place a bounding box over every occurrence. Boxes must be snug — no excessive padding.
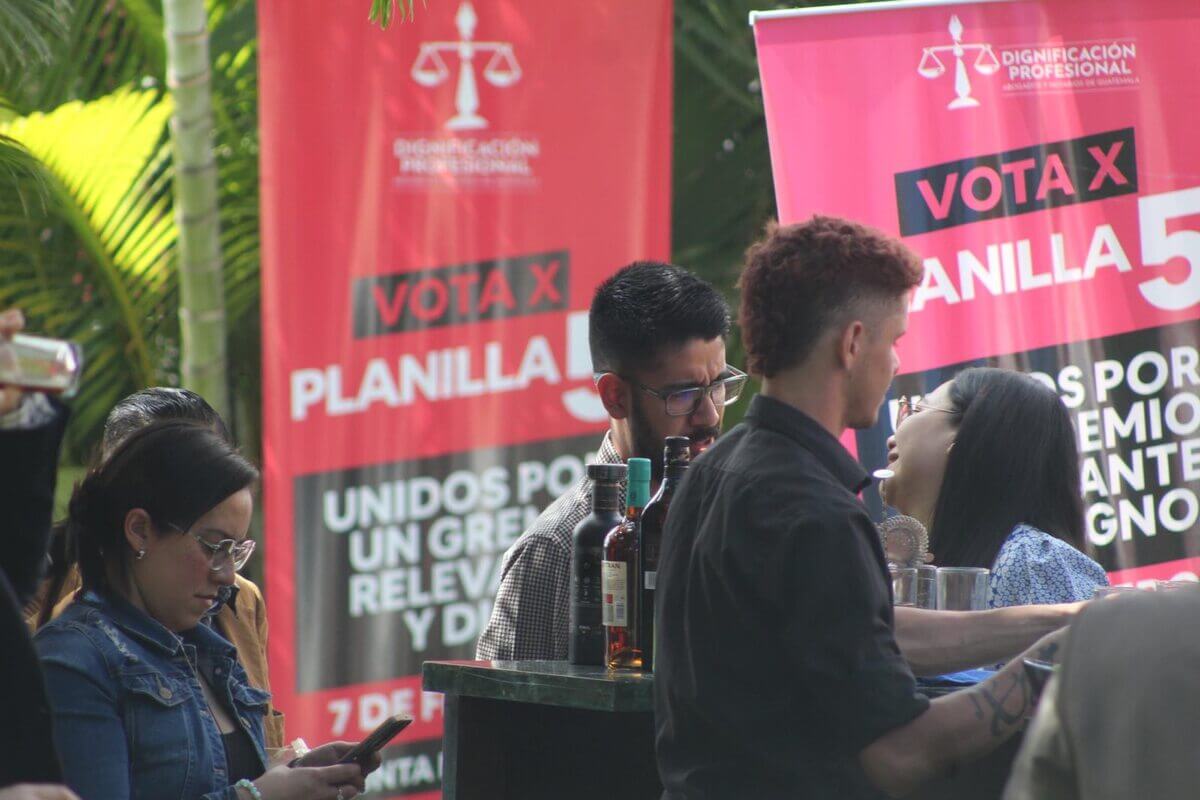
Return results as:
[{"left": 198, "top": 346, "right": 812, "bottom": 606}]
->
[
  {"left": 411, "top": 1, "right": 522, "bottom": 130},
  {"left": 918, "top": 15, "right": 999, "bottom": 109}
]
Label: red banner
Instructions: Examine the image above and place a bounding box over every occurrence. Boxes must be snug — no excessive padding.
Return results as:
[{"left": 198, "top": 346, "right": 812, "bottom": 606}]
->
[
  {"left": 258, "top": 2, "right": 672, "bottom": 795},
  {"left": 754, "top": 0, "right": 1200, "bottom": 579}
]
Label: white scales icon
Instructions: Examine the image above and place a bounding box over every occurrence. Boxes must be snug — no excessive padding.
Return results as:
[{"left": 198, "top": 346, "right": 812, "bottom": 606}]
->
[
  {"left": 918, "top": 15, "right": 999, "bottom": 109},
  {"left": 411, "top": 1, "right": 522, "bottom": 131}
]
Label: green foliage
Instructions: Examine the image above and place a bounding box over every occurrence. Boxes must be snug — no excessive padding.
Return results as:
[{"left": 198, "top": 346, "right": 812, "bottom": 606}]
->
[
  {"left": 673, "top": 0, "right": 883, "bottom": 427},
  {"left": 0, "top": 133, "right": 49, "bottom": 197},
  {"left": 369, "top": 0, "right": 423, "bottom": 29},
  {"left": 0, "top": 0, "right": 263, "bottom": 462},
  {"left": 4, "top": 0, "right": 165, "bottom": 115},
  {"left": 0, "top": 0, "right": 70, "bottom": 79},
  {"left": 209, "top": 0, "right": 262, "bottom": 458},
  {"left": 0, "top": 89, "right": 177, "bottom": 459}
]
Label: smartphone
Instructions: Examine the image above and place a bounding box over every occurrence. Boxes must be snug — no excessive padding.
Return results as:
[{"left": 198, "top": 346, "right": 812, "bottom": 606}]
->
[{"left": 338, "top": 715, "right": 413, "bottom": 765}]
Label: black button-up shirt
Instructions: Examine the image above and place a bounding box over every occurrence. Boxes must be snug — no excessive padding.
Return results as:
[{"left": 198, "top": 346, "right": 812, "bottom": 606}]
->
[{"left": 655, "top": 394, "right": 928, "bottom": 799}]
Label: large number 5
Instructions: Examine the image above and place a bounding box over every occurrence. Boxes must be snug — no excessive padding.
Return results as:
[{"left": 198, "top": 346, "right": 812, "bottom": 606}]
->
[{"left": 1138, "top": 186, "right": 1200, "bottom": 311}]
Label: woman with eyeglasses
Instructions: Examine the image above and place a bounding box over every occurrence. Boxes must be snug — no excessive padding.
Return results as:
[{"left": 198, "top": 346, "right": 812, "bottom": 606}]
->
[
  {"left": 35, "top": 420, "right": 376, "bottom": 800},
  {"left": 30, "top": 387, "right": 287, "bottom": 753},
  {"left": 881, "top": 367, "right": 1107, "bottom": 607}
]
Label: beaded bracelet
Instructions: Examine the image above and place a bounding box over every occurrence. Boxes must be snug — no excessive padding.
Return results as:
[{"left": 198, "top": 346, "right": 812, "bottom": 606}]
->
[{"left": 235, "top": 778, "right": 263, "bottom": 800}]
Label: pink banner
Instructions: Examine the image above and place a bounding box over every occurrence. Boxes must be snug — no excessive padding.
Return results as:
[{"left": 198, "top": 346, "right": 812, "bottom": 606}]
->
[
  {"left": 258, "top": 1, "right": 673, "bottom": 796},
  {"left": 754, "top": 0, "right": 1200, "bottom": 578}
]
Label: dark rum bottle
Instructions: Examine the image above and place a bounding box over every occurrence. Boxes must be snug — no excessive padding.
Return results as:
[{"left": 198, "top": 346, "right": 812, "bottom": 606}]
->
[
  {"left": 569, "top": 463, "right": 627, "bottom": 665},
  {"left": 603, "top": 457, "right": 651, "bottom": 670},
  {"left": 639, "top": 436, "right": 690, "bottom": 671}
]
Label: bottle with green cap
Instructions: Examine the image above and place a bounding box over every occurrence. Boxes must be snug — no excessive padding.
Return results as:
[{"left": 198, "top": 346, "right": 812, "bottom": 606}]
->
[{"left": 602, "top": 457, "right": 651, "bottom": 670}]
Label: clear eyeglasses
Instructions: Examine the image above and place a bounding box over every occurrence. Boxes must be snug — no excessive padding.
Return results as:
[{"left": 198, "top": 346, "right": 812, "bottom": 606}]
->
[
  {"left": 168, "top": 523, "right": 257, "bottom": 572},
  {"left": 598, "top": 365, "right": 749, "bottom": 417}
]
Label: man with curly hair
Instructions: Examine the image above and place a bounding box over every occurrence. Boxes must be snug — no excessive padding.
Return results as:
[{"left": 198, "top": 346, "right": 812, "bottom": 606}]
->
[{"left": 655, "top": 217, "right": 1071, "bottom": 799}]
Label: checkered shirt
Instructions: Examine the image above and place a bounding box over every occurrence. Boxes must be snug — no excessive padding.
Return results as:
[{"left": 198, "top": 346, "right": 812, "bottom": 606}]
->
[{"left": 475, "top": 433, "right": 624, "bottom": 660}]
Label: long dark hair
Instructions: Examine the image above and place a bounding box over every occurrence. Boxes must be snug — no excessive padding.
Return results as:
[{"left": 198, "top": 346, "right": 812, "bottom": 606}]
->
[
  {"left": 65, "top": 420, "right": 258, "bottom": 595},
  {"left": 930, "top": 367, "right": 1085, "bottom": 569},
  {"left": 39, "top": 388, "right": 236, "bottom": 626}
]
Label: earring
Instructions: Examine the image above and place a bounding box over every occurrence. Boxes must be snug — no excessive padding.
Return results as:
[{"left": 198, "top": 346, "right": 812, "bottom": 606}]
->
[{"left": 135, "top": 549, "right": 146, "bottom": 561}]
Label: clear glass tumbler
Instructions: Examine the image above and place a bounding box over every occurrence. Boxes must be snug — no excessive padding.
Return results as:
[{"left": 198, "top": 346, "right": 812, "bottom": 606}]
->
[{"left": 936, "top": 567, "right": 989, "bottom": 610}]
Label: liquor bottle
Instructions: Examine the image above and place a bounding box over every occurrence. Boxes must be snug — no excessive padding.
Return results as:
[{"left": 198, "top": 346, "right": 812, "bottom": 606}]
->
[
  {"left": 639, "top": 436, "right": 690, "bottom": 671},
  {"left": 569, "top": 463, "right": 627, "bottom": 666},
  {"left": 603, "top": 457, "right": 651, "bottom": 670}
]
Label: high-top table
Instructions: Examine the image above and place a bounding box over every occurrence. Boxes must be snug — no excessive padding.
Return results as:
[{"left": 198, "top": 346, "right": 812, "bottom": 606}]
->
[
  {"left": 423, "top": 660, "right": 659, "bottom": 799},
  {"left": 423, "top": 660, "right": 1021, "bottom": 800}
]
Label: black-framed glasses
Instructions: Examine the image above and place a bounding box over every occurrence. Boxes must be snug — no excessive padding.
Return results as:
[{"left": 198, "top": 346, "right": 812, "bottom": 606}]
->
[
  {"left": 895, "top": 395, "right": 955, "bottom": 428},
  {"left": 599, "top": 365, "right": 749, "bottom": 417},
  {"left": 169, "top": 524, "right": 256, "bottom": 573}
]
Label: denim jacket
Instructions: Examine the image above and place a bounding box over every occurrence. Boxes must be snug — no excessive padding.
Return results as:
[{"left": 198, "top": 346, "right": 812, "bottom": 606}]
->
[{"left": 34, "top": 590, "right": 270, "bottom": 800}]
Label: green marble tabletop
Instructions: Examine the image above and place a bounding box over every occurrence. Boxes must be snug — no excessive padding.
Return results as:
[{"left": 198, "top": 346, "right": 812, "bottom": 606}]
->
[{"left": 422, "top": 660, "right": 654, "bottom": 712}]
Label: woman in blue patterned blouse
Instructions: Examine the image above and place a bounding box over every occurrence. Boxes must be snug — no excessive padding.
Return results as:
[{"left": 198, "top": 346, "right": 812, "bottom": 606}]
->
[{"left": 881, "top": 367, "right": 1108, "bottom": 607}]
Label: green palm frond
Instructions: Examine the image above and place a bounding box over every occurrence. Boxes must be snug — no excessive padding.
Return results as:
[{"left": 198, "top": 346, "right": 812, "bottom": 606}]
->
[
  {"left": 6, "top": 0, "right": 166, "bottom": 114},
  {"left": 0, "top": 88, "right": 177, "bottom": 457},
  {"left": 0, "top": 0, "right": 70, "bottom": 78},
  {"left": 0, "top": 133, "right": 50, "bottom": 200}
]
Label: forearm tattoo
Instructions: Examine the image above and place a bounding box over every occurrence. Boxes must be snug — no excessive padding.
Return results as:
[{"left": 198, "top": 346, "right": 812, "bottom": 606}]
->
[
  {"left": 1036, "top": 641, "right": 1060, "bottom": 664},
  {"left": 967, "top": 670, "right": 1032, "bottom": 738}
]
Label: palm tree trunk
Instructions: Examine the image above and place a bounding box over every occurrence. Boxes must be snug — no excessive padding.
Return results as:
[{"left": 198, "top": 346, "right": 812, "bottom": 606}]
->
[{"left": 163, "top": 0, "right": 228, "bottom": 418}]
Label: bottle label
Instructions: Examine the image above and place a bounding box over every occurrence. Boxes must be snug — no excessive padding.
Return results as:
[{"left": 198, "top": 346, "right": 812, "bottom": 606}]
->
[
  {"left": 575, "top": 545, "right": 604, "bottom": 606},
  {"left": 601, "top": 561, "right": 628, "bottom": 626},
  {"left": 644, "top": 570, "right": 656, "bottom": 590}
]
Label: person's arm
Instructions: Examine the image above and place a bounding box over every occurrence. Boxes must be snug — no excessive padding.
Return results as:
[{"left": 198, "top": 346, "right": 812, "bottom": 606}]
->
[
  {"left": 893, "top": 603, "right": 1079, "bottom": 676},
  {"left": 859, "top": 628, "right": 1065, "bottom": 797},
  {"left": 474, "top": 534, "right": 569, "bottom": 660},
  {"left": 35, "top": 630, "right": 135, "bottom": 799}
]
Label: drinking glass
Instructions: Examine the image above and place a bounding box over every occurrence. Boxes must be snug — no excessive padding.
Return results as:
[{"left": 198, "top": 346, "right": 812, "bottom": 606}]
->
[
  {"left": 936, "top": 567, "right": 989, "bottom": 610},
  {"left": 915, "top": 565, "right": 938, "bottom": 609},
  {"left": 889, "top": 565, "right": 917, "bottom": 607},
  {"left": 0, "top": 333, "right": 83, "bottom": 396}
]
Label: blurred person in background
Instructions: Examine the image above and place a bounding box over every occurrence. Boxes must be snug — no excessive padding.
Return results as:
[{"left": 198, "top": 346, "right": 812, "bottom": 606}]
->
[
  {"left": 1005, "top": 586, "right": 1200, "bottom": 799},
  {"left": 0, "top": 308, "right": 78, "bottom": 799},
  {"left": 29, "top": 387, "right": 286, "bottom": 749},
  {"left": 882, "top": 367, "right": 1106, "bottom": 606},
  {"left": 35, "top": 421, "right": 378, "bottom": 800}
]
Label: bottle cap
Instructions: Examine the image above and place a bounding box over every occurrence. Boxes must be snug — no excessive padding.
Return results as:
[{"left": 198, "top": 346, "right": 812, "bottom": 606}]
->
[
  {"left": 664, "top": 436, "right": 691, "bottom": 459},
  {"left": 587, "top": 462, "right": 627, "bottom": 482},
  {"left": 626, "top": 457, "right": 651, "bottom": 483}
]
